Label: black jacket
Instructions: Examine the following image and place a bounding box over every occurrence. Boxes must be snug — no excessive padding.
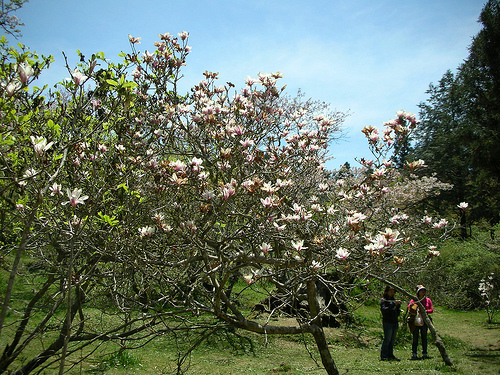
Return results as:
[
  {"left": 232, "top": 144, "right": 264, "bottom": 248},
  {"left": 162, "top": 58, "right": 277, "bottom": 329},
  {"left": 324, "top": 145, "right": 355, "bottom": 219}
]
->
[{"left": 380, "top": 298, "right": 400, "bottom": 323}]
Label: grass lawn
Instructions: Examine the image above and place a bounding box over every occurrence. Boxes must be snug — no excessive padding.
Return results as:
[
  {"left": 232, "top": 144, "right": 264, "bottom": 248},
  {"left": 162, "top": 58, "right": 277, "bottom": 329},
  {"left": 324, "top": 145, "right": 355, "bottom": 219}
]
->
[{"left": 59, "top": 305, "right": 499, "bottom": 375}]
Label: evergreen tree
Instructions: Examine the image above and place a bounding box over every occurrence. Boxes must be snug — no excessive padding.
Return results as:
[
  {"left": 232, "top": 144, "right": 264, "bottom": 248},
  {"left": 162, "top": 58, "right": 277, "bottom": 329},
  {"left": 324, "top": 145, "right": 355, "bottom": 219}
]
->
[{"left": 413, "top": 0, "right": 500, "bottom": 232}]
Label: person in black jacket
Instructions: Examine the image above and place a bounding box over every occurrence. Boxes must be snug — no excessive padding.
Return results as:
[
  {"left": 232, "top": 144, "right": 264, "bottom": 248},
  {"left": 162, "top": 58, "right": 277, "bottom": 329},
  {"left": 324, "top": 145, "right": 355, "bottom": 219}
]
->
[{"left": 380, "top": 285, "right": 401, "bottom": 361}]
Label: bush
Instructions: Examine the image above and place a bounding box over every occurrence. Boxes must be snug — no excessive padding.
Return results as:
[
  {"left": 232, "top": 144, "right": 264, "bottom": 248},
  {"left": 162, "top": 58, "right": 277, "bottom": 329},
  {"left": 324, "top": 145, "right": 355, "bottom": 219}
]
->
[{"left": 418, "top": 224, "right": 500, "bottom": 309}]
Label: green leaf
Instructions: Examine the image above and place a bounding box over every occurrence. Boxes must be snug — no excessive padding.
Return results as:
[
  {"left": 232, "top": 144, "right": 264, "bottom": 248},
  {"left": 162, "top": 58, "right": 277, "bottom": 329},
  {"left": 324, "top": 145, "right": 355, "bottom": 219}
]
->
[
  {"left": 106, "top": 79, "right": 118, "bottom": 86},
  {"left": 122, "top": 81, "right": 137, "bottom": 89},
  {"left": 0, "top": 132, "right": 15, "bottom": 146},
  {"left": 47, "top": 119, "right": 61, "bottom": 136},
  {"left": 97, "top": 211, "right": 119, "bottom": 226}
]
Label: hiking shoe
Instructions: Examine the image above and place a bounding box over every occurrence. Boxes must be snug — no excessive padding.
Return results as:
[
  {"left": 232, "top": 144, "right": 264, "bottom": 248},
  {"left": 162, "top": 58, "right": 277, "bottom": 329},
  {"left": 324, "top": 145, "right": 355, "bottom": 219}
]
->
[
  {"left": 422, "top": 355, "right": 431, "bottom": 360},
  {"left": 389, "top": 356, "right": 400, "bottom": 361}
]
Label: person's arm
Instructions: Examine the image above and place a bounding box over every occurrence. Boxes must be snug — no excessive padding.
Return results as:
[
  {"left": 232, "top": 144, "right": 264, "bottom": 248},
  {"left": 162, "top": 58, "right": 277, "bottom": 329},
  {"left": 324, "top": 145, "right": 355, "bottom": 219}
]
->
[
  {"left": 407, "top": 299, "right": 415, "bottom": 310},
  {"left": 381, "top": 299, "right": 398, "bottom": 312},
  {"left": 426, "top": 298, "right": 433, "bottom": 314},
  {"left": 380, "top": 299, "right": 391, "bottom": 311}
]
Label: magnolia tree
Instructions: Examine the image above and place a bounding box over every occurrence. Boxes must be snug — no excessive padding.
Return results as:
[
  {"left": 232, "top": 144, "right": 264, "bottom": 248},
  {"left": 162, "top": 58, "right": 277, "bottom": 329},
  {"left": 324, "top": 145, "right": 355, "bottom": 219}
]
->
[{"left": 0, "top": 32, "right": 453, "bottom": 375}]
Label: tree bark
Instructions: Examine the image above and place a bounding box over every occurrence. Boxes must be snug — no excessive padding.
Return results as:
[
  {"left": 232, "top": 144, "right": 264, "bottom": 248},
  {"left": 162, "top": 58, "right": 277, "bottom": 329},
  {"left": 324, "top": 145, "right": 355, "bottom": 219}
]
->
[
  {"left": 306, "top": 278, "right": 340, "bottom": 375},
  {"left": 418, "top": 303, "right": 453, "bottom": 366}
]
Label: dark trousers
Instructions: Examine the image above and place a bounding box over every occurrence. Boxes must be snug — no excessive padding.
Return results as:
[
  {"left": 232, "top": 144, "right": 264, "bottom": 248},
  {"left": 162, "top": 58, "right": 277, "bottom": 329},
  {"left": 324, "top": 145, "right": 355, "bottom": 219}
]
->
[
  {"left": 381, "top": 321, "right": 398, "bottom": 359},
  {"left": 412, "top": 324, "right": 428, "bottom": 356}
]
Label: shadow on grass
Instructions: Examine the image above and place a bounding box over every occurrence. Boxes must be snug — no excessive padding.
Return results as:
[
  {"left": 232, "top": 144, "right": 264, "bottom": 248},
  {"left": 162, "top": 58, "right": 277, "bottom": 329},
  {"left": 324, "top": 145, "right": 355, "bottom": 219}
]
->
[{"left": 466, "top": 348, "right": 500, "bottom": 366}]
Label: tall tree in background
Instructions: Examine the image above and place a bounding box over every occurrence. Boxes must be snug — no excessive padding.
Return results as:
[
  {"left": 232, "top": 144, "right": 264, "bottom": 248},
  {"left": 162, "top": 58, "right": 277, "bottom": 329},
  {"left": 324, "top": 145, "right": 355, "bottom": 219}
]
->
[
  {"left": 461, "top": 0, "right": 500, "bottom": 227},
  {"left": 413, "top": 0, "right": 500, "bottom": 234}
]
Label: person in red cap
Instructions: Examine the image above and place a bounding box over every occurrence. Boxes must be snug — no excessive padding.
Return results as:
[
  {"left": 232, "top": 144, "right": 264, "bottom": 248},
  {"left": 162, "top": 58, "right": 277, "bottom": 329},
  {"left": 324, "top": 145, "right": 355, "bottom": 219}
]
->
[{"left": 407, "top": 285, "right": 433, "bottom": 360}]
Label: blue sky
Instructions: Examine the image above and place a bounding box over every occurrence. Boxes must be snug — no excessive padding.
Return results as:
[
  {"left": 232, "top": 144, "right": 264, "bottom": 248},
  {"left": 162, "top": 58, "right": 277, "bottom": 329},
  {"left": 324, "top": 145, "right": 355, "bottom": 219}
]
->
[{"left": 13, "top": 0, "right": 486, "bottom": 170}]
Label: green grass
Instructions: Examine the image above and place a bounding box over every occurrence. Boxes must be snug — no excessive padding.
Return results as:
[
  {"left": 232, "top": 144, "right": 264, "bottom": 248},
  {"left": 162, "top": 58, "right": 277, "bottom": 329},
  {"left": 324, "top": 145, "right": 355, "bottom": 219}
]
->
[
  {"left": 35, "top": 305, "right": 494, "bottom": 375},
  {"left": 2, "top": 263, "right": 499, "bottom": 374}
]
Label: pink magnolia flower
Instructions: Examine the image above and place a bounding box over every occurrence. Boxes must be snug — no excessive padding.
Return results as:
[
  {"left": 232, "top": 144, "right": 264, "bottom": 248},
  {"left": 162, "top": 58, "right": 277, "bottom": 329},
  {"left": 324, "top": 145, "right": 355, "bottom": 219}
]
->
[
  {"left": 191, "top": 157, "right": 204, "bottom": 172},
  {"left": 347, "top": 212, "right": 367, "bottom": 226},
  {"left": 260, "top": 196, "right": 275, "bottom": 208},
  {"left": 433, "top": 218, "right": 448, "bottom": 229},
  {"left": 369, "top": 131, "right": 380, "bottom": 143},
  {"left": 261, "top": 182, "right": 277, "bottom": 194},
  {"left": 311, "top": 260, "right": 322, "bottom": 270},
  {"left": 328, "top": 224, "right": 339, "bottom": 234},
  {"left": 198, "top": 171, "right": 209, "bottom": 181},
  {"left": 240, "top": 138, "right": 254, "bottom": 148},
  {"left": 50, "top": 183, "right": 63, "bottom": 196},
  {"left": 336, "top": 248, "right": 350, "bottom": 261},
  {"left": 427, "top": 246, "right": 440, "bottom": 258},
  {"left": 260, "top": 242, "right": 272, "bottom": 254},
  {"left": 311, "top": 204, "right": 323, "bottom": 212},
  {"left": 158, "top": 32, "right": 172, "bottom": 40},
  {"left": 178, "top": 31, "right": 189, "bottom": 40},
  {"left": 62, "top": 188, "right": 89, "bottom": 208},
  {"left": 292, "top": 240, "right": 307, "bottom": 251},
  {"left": 161, "top": 223, "right": 172, "bottom": 233},
  {"left": 230, "top": 125, "right": 244, "bottom": 136},
  {"left": 115, "top": 144, "right": 125, "bottom": 152},
  {"left": 71, "top": 215, "right": 83, "bottom": 227},
  {"left": 371, "top": 168, "right": 386, "bottom": 178},
  {"left": 20, "top": 168, "right": 37, "bottom": 186},
  {"left": 242, "top": 180, "right": 254, "bottom": 190},
  {"left": 128, "top": 34, "right": 142, "bottom": 44},
  {"left": 243, "top": 274, "right": 253, "bottom": 285},
  {"left": 421, "top": 216, "right": 432, "bottom": 225},
  {"left": 186, "top": 220, "right": 197, "bottom": 232},
  {"left": 142, "top": 50, "right": 154, "bottom": 62},
  {"left": 390, "top": 214, "right": 407, "bottom": 224},
  {"left": 406, "top": 159, "right": 426, "bottom": 170},
  {"left": 379, "top": 228, "right": 400, "bottom": 244},
  {"left": 457, "top": 202, "right": 469, "bottom": 210},
  {"left": 360, "top": 159, "right": 374, "bottom": 167},
  {"left": 245, "top": 76, "right": 258, "bottom": 86},
  {"left": 276, "top": 179, "right": 293, "bottom": 187},
  {"left": 131, "top": 68, "right": 142, "bottom": 79},
  {"left": 170, "top": 172, "right": 187, "bottom": 185},
  {"left": 5, "top": 80, "right": 20, "bottom": 96},
  {"left": 18, "top": 62, "right": 33, "bottom": 84},
  {"left": 222, "top": 186, "right": 235, "bottom": 200},
  {"left": 318, "top": 183, "right": 328, "bottom": 192},
  {"left": 91, "top": 99, "right": 101, "bottom": 109},
  {"left": 152, "top": 213, "right": 165, "bottom": 222},
  {"left": 30, "top": 136, "right": 54, "bottom": 156},
  {"left": 273, "top": 222, "right": 286, "bottom": 231},
  {"left": 138, "top": 226, "right": 154, "bottom": 237},
  {"left": 301, "top": 211, "right": 313, "bottom": 221},
  {"left": 71, "top": 69, "right": 88, "bottom": 86},
  {"left": 172, "top": 160, "right": 187, "bottom": 172}
]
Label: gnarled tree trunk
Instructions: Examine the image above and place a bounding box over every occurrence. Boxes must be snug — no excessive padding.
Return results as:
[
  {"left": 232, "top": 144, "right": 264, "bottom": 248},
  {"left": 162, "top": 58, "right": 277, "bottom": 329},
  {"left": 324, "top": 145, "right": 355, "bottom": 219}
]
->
[{"left": 306, "top": 278, "right": 340, "bottom": 375}]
